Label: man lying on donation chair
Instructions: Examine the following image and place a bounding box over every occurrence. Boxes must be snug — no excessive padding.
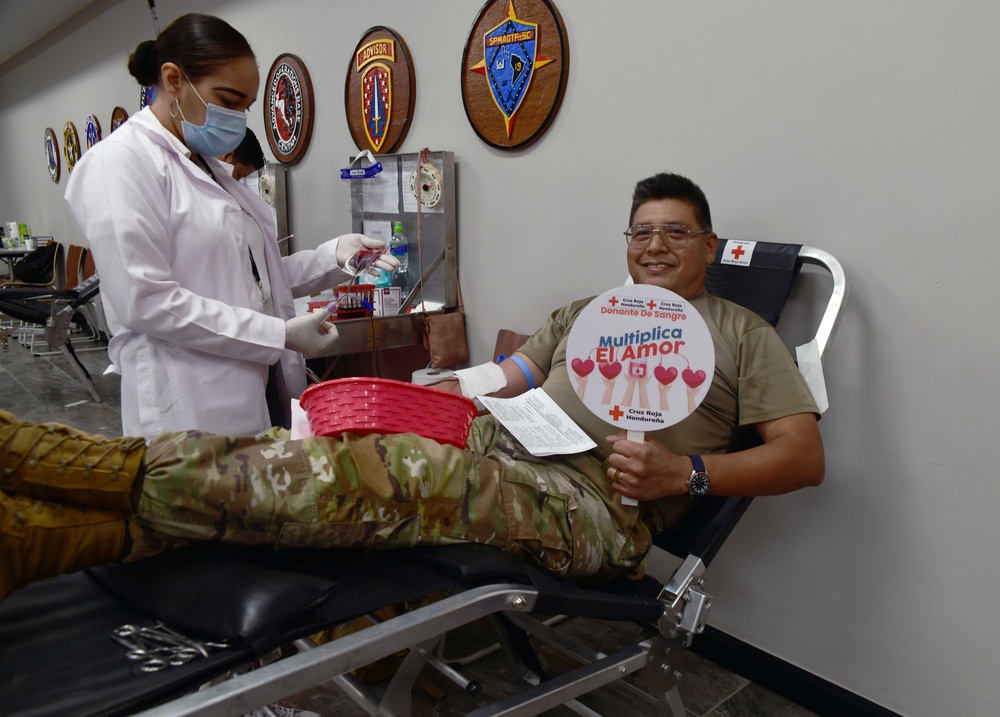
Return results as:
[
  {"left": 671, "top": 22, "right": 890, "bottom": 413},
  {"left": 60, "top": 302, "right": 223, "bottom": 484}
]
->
[{"left": 0, "top": 172, "right": 823, "bottom": 601}]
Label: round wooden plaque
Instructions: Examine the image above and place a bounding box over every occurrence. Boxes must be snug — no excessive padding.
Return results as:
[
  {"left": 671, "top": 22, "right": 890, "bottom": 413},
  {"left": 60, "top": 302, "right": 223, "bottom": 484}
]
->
[
  {"left": 462, "top": 0, "right": 570, "bottom": 151},
  {"left": 63, "top": 121, "right": 81, "bottom": 174},
  {"left": 85, "top": 114, "right": 102, "bottom": 149},
  {"left": 44, "top": 127, "right": 60, "bottom": 183},
  {"left": 110, "top": 106, "right": 129, "bottom": 133},
  {"left": 344, "top": 26, "right": 416, "bottom": 155},
  {"left": 265, "top": 53, "right": 315, "bottom": 165},
  {"left": 140, "top": 84, "right": 157, "bottom": 109}
]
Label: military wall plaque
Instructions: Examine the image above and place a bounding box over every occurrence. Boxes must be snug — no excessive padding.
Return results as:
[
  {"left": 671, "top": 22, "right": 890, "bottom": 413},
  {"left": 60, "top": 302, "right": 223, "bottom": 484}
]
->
[
  {"left": 462, "top": 0, "right": 570, "bottom": 151},
  {"left": 44, "top": 127, "right": 60, "bottom": 183},
  {"left": 344, "top": 27, "right": 416, "bottom": 155},
  {"left": 85, "top": 114, "right": 102, "bottom": 149},
  {"left": 63, "top": 121, "right": 81, "bottom": 174},
  {"left": 110, "top": 106, "right": 129, "bottom": 133},
  {"left": 140, "top": 84, "right": 157, "bottom": 109},
  {"left": 265, "top": 53, "right": 315, "bottom": 165}
]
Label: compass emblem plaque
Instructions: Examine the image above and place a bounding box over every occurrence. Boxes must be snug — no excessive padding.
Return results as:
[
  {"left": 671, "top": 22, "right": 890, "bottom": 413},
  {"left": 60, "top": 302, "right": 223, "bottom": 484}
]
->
[
  {"left": 345, "top": 27, "right": 416, "bottom": 155},
  {"left": 265, "top": 54, "right": 315, "bottom": 165},
  {"left": 462, "top": 0, "right": 569, "bottom": 150}
]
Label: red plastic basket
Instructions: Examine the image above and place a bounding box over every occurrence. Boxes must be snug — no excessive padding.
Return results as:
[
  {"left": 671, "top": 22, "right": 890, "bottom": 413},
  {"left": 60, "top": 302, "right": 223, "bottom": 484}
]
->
[{"left": 299, "top": 377, "right": 477, "bottom": 448}]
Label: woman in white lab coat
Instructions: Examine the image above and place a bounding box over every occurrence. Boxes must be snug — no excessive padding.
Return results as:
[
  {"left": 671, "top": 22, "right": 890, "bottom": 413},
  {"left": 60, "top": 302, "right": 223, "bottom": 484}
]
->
[{"left": 64, "top": 14, "right": 394, "bottom": 438}]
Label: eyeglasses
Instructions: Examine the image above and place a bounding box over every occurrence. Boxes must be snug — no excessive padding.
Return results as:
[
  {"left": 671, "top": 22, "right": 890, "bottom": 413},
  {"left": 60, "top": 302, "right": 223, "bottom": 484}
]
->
[{"left": 623, "top": 224, "right": 710, "bottom": 249}]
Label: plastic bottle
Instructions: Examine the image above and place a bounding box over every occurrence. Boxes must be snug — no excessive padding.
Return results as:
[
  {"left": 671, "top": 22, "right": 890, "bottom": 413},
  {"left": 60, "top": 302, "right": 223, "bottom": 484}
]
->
[{"left": 390, "top": 221, "right": 409, "bottom": 291}]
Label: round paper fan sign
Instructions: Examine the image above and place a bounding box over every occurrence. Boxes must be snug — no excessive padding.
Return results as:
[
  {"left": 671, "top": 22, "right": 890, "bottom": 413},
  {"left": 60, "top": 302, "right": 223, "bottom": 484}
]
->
[{"left": 565, "top": 285, "right": 715, "bottom": 433}]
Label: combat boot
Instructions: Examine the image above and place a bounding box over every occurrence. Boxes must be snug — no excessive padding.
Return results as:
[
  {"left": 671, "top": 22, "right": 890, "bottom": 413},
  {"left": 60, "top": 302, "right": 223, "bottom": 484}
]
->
[
  {"left": 0, "top": 409, "right": 146, "bottom": 512},
  {"left": 0, "top": 489, "right": 127, "bottom": 602}
]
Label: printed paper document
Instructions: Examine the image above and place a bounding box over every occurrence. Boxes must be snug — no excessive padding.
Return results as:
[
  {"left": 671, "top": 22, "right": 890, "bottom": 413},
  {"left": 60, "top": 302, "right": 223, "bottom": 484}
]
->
[{"left": 478, "top": 389, "right": 597, "bottom": 456}]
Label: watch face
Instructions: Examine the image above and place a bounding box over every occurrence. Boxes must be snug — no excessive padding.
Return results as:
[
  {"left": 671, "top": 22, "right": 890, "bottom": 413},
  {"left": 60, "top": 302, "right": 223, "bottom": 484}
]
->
[{"left": 689, "top": 472, "right": 710, "bottom": 495}]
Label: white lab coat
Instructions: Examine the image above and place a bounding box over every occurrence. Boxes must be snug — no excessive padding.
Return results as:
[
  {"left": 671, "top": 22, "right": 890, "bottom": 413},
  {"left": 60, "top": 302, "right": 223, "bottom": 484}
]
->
[{"left": 65, "top": 108, "right": 349, "bottom": 438}]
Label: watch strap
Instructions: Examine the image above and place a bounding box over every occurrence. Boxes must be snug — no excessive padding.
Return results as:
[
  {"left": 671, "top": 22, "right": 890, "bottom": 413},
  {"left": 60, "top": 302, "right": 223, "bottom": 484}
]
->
[{"left": 688, "top": 454, "right": 705, "bottom": 473}]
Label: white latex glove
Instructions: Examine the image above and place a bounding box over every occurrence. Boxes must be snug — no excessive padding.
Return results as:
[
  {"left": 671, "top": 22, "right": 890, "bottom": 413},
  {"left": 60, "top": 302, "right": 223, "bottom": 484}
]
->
[
  {"left": 285, "top": 310, "right": 340, "bottom": 357},
  {"left": 335, "top": 234, "right": 400, "bottom": 273}
]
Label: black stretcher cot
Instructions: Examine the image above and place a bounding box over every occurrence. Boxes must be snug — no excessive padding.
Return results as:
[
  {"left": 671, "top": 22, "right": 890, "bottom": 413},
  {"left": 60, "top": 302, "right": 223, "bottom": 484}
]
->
[{"left": 0, "top": 241, "right": 846, "bottom": 717}]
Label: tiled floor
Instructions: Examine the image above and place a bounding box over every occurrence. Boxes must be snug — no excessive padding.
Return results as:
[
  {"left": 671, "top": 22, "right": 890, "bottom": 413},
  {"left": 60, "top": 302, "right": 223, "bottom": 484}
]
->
[
  {"left": 282, "top": 618, "right": 821, "bottom": 717},
  {"left": 0, "top": 334, "right": 820, "bottom": 717},
  {"left": 0, "top": 328, "right": 123, "bottom": 435}
]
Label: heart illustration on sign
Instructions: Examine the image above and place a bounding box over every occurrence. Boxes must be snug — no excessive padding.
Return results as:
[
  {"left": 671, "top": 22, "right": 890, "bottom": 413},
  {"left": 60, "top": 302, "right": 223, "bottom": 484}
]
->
[
  {"left": 598, "top": 362, "right": 622, "bottom": 380},
  {"left": 682, "top": 368, "right": 706, "bottom": 388},
  {"left": 571, "top": 358, "right": 595, "bottom": 377},
  {"left": 654, "top": 366, "right": 678, "bottom": 386}
]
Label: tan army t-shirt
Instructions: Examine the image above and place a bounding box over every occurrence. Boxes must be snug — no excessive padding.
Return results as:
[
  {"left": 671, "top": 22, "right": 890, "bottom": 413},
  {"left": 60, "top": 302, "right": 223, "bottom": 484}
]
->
[{"left": 519, "top": 293, "right": 819, "bottom": 531}]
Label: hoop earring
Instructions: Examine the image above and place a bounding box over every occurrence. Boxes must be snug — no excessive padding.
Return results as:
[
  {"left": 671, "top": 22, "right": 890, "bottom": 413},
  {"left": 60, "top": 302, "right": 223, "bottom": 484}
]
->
[{"left": 169, "top": 98, "right": 180, "bottom": 118}]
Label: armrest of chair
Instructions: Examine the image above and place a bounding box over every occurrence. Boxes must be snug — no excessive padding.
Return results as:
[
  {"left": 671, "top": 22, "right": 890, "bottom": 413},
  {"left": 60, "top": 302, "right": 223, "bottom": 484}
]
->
[
  {"left": 652, "top": 495, "right": 754, "bottom": 567},
  {"left": 0, "top": 287, "right": 77, "bottom": 301},
  {"left": 0, "top": 274, "right": 98, "bottom": 304},
  {"left": 68, "top": 274, "right": 99, "bottom": 308},
  {"left": 797, "top": 246, "right": 847, "bottom": 359}
]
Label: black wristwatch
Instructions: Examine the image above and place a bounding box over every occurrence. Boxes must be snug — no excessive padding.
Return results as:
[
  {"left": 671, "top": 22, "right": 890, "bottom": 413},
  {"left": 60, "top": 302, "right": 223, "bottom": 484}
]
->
[{"left": 687, "top": 455, "right": 711, "bottom": 495}]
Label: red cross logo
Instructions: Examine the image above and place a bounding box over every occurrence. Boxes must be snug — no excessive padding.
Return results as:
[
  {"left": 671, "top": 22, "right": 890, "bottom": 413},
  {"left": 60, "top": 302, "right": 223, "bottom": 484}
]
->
[
  {"left": 607, "top": 296, "right": 619, "bottom": 307},
  {"left": 647, "top": 300, "right": 657, "bottom": 311},
  {"left": 608, "top": 405, "right": 624, "bottom": 421},
  {"left": 730, "top": 244, "right": 746, "bottom": 261}
]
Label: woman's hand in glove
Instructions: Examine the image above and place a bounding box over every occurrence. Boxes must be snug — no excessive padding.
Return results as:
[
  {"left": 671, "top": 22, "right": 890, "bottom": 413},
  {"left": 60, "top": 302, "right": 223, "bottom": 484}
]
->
[
  {"left": 285, "top": 310, "right": 339, "bottom": 357},
  {"left": 334, "top": 234, "right": 399, "bottom": 273}
]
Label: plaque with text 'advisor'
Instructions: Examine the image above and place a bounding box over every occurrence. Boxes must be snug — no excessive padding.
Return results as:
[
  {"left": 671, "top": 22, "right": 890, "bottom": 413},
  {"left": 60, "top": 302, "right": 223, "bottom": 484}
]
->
[{"left": 345, "top": 27, "right": 416, "bottom": 155}]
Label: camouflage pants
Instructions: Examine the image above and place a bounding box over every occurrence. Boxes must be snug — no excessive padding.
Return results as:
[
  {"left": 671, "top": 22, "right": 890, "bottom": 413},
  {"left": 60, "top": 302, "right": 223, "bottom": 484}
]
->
[{"left": 134, "top": 416, "right": 653, "bottom": 582}]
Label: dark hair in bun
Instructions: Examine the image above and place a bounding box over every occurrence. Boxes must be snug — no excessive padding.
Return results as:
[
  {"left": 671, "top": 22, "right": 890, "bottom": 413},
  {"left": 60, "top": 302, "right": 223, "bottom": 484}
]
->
[
  {"left": 127, "top": 40, "right": 159, "bottom": 86},
  {"left": 127, "top": 13, "right": 254, "bottom": 87}
]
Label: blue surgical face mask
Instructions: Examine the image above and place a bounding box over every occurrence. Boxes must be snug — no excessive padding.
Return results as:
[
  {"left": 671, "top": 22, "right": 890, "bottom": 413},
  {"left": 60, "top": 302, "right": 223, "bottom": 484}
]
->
[{"left": 177, "top": 77, "right": 247, "bottom": 157}]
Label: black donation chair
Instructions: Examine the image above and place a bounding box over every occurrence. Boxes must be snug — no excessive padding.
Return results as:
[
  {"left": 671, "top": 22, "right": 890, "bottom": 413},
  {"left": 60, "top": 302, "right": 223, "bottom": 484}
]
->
[
  {"left": 0, "top": 274, "right": 103, "bottom": 402},
  {"left": 0, "top": 241, "right": 846, "bottom": 717}
]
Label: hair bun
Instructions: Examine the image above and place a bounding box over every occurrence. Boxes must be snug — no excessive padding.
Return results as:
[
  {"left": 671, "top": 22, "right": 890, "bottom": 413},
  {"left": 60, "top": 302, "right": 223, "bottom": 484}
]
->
[{"left": 128, "top": 40, "right": 159, "bottom": 86}]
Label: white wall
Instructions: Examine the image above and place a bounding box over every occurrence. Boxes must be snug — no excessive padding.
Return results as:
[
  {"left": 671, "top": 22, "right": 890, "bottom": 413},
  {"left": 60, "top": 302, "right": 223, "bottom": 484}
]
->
[{"left": 2, "top": 2, "right": 998, "bottom": 715}]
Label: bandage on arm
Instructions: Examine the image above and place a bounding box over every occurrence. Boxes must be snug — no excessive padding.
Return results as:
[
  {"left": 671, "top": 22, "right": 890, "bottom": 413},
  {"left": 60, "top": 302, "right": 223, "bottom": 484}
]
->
[{"left": 454, "top": 362, "right": 508, "bottom": 398}]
